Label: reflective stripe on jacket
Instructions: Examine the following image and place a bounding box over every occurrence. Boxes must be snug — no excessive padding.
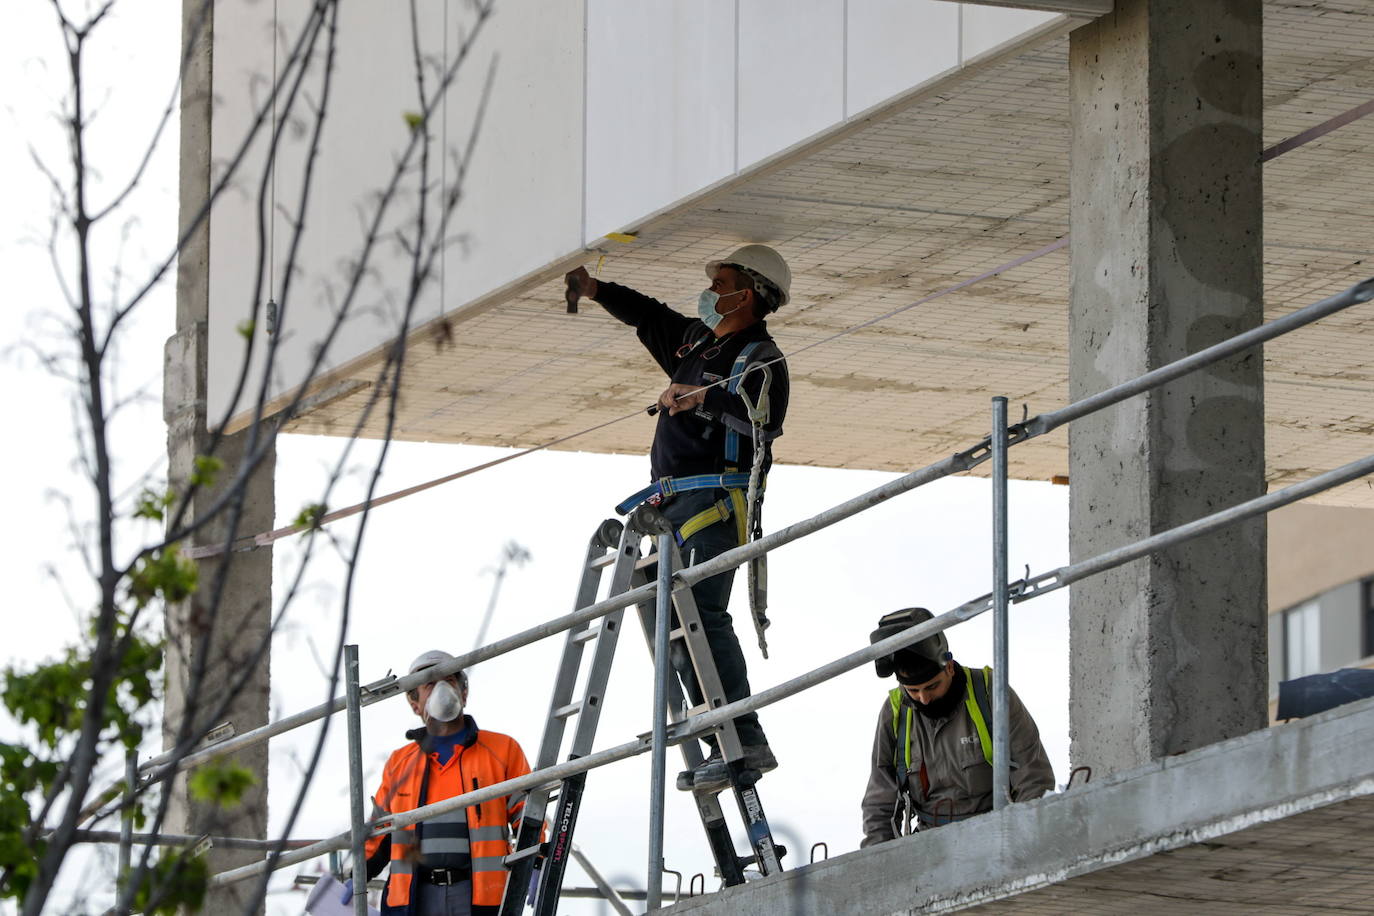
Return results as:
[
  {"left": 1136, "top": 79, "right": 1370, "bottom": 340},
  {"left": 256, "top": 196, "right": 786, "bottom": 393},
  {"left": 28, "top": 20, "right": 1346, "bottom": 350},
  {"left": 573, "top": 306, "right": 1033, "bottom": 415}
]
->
[{"left": 365, "top": 719, "right": 531, "bottom": 909}]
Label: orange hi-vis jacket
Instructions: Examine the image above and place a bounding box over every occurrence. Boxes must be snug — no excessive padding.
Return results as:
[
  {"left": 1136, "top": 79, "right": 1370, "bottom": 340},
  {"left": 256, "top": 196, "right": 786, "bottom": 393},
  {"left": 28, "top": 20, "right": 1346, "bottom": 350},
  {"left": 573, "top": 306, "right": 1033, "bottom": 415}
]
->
[{"left": 365, "top": 719, "right": 531, "bottom": 910}]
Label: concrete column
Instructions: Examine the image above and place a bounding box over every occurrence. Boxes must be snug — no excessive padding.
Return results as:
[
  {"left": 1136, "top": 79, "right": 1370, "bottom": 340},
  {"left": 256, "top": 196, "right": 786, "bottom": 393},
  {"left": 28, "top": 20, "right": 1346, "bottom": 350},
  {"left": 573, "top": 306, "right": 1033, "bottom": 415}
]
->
[
  {"left": 1067, "top": 0, "right": 1266, "bottom": 775},
  {"left": 163, "top": 0, "right": 274, "bottom": 910}
]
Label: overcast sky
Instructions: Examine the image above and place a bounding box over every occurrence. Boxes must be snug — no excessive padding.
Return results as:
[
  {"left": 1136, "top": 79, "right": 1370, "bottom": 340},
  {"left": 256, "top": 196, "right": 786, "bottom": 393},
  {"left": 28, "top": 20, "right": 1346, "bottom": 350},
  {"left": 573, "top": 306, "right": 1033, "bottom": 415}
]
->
[{"left": 0, "top": 4, "right": 1071, "bottom": 913}]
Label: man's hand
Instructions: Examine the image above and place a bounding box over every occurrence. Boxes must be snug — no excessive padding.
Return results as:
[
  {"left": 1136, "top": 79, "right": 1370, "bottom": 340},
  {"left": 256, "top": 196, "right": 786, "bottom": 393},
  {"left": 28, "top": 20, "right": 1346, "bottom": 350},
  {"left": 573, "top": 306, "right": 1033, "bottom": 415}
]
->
[
  {"left": 564, "top": 266, "right": 597, "bottom": 313},
  {"left": 659, "top": 382, "right": 705, "bottom": 416}
]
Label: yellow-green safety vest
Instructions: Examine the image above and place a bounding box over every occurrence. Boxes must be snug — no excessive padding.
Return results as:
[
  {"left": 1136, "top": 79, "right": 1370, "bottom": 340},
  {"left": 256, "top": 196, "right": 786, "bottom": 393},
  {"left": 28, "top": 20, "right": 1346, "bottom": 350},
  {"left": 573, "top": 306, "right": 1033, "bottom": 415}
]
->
[{"left": 887, "top": 665, "right": 995, "bottom": 792}]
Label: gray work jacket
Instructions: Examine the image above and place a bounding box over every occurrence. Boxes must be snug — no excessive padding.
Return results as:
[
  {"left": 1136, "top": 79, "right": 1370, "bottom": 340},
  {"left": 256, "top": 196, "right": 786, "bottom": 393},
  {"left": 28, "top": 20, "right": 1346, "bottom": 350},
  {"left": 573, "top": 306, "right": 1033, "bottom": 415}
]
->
[{"left": 860, "top": 667, "right": 1055, "bottom": 847}]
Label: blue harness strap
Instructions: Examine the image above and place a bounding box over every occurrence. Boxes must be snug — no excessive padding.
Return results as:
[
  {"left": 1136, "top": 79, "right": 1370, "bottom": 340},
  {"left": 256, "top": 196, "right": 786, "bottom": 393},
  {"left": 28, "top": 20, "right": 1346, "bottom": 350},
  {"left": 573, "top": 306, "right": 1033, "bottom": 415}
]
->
[
  {"left": 724, "top": 341, "right": 767, "bottom": 464},
  {"left": 615, "top": 472, "right": 753, "bottom": 515}
]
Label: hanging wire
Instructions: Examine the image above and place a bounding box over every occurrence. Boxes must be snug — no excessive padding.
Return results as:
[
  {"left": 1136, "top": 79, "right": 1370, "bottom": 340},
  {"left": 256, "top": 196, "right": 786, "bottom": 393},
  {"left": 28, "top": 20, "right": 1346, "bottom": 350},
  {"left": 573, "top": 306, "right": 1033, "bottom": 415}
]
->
[{"left": 185, "top": 237, "right": 1066, "bottom": 559}]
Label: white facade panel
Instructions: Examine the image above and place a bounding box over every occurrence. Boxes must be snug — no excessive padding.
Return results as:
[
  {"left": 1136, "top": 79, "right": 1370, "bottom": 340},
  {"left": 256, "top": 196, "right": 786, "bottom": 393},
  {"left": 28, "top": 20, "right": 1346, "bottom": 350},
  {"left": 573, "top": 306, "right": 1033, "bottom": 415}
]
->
[
  {"left": 846, "top": 0, "right": 960, "bottom": 116},
  {"left": 961, "top": 4, "right": 1058, "bottom": 61},
  {"left": 737, "top": 0, "right": 846, "bottom": 169},
  {"left": 585, "top": 0, "right": 735, "bottom": 240},
  {"left": 209, "top": 0, "right": 1070, "bottom": 429},
  {"left": 208, "top": 0, "right": 584, "bottom": 426}
]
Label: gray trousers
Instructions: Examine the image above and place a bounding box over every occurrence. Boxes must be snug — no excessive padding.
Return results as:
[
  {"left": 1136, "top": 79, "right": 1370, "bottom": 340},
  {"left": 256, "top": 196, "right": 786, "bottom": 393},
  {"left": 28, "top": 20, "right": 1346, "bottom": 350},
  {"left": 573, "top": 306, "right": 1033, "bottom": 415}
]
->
[
  {"left": 655, "top": 489, "right": 767, "bottom": 748},
  {"left": 409, "top": 878, "right": 472, "bottom": 916}
]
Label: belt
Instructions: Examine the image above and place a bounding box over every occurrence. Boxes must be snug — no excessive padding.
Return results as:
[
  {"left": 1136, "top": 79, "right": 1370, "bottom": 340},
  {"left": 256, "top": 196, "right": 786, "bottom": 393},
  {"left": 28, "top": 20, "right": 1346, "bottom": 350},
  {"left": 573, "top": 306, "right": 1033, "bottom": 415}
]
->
[
  {"left": 416, "top": 865, "right": 471, "bottom": 886},
  {"left": 616, "top": 473, "right": 752, "bottom": 515}
]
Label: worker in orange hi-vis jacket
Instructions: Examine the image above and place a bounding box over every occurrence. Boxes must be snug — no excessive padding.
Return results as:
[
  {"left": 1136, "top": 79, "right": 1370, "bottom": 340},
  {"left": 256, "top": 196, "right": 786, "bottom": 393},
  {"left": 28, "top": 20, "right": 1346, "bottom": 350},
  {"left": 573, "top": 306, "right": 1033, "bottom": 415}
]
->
[{"left": 356, "top": 650, "right": 532, "bottom": 916}]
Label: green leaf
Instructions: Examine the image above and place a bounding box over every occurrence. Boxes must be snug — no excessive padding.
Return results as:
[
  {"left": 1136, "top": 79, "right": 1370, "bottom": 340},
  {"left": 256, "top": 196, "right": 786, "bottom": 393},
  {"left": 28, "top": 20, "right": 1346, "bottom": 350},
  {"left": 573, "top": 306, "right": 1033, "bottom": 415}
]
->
[
  {"left": 293, "top": 502, "right": 327, "bottom": 532},
  {"left": 133, "top": 487, "right": 176, "bottom": 522},
  {"left": 188, "top": 454, "right": 224, "bottom": 489},
  {"left": 187, "top": 762, "right": 256, "bottom": 809},
  {"left": 128, "top": 545, "right": 199, "bottom": 608},
  {"left": 403, "top": 110, "right": 424, "bottom": 130},
  {"left": 236, "top": 318, "right": 255, "bottom": 340}
]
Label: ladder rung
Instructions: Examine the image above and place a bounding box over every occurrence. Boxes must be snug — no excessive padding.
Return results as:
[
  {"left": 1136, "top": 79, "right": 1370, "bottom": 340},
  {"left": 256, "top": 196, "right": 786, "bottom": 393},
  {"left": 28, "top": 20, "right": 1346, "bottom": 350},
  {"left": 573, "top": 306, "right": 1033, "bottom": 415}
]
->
[
  {"left": 504, "top": 844, "right": 542, "bottom": 865},
  {"left": 669, "top": 627, "right": 687, "bottom": 641},
  {"left": 552, "top": 703, "right": 582, "bottom": 720},
  {"left": 589, "top": 553, "right": 617, "bottom": 570},
  {"left": 572, "top": 626, "right": 599, "bottom": 644}
]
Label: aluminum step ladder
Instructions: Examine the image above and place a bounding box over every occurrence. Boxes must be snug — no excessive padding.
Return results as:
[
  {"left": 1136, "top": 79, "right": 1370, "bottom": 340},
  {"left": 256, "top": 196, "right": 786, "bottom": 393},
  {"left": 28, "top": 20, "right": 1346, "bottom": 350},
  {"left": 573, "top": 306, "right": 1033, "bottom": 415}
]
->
[{"left": 499, "top": 506, "right": 784, "bottom": 915}]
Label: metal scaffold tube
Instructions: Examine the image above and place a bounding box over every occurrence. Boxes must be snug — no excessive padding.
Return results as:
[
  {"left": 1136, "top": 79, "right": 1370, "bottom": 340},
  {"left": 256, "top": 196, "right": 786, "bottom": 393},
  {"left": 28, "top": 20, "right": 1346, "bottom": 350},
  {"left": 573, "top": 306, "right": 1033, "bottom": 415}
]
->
[
  {"left": 113, "top": 276, "right": 1374, "bottom": 853},
  {"left": 647, "top": 532, "right": 673, "bottom": 912},
  {"left": 206, "top": 447, "right": 1374, "bottom": 889},
  {"left": 991, "top": 397, "right": 1011, "bottom": 811},
  {"left": 344, "top": 645, "right": 368, "bottom": 916}
]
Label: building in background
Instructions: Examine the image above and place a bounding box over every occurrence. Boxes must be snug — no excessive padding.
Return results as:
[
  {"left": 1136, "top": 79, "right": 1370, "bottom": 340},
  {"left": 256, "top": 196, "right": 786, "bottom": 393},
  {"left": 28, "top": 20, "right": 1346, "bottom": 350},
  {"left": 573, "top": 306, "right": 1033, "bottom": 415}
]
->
[{"left": 1269, "top": 504, "right": 1374, "bottom": 712}]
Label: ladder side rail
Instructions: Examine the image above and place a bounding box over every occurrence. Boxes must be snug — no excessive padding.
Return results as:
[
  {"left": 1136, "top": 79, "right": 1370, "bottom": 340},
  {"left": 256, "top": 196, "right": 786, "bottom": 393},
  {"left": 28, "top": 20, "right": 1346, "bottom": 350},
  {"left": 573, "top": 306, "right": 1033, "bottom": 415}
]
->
[
  {"left": 501, "top": 523, "right": 622, "bottom": 916},
  {"left": 566, "top": 523, "right": 644, "bottom": 757},
  {"left": 629, "top": 563, "right": 747, "bottom": 888},
  {"left": 533, "top": 523, "right": 647, "bottom": 916}
]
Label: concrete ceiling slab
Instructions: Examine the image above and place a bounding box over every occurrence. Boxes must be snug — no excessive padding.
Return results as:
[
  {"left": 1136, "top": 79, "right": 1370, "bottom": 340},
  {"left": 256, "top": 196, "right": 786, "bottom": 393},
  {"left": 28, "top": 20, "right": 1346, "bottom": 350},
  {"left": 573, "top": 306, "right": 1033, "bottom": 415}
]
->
[{"left": 284, "top": 1, "right": 1374, "bottom": 507}]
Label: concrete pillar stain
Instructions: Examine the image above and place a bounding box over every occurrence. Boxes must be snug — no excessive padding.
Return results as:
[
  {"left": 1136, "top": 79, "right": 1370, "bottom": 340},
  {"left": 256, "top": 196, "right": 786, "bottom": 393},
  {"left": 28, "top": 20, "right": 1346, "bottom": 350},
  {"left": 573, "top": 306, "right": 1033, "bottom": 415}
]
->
[{"left": 1068, "top": 0, "right": 1266, "bottom": 776}]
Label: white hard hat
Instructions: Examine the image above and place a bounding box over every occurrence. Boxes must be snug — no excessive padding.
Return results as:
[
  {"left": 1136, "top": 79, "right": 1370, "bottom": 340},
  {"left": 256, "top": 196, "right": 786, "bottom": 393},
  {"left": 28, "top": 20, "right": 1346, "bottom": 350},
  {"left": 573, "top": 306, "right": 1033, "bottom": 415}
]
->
[
  {"left": 706, "top": 244, "right": 791, "bottom": 308},
  {"left": 409, "top": 649, "right": 458, "bottom": 676}
]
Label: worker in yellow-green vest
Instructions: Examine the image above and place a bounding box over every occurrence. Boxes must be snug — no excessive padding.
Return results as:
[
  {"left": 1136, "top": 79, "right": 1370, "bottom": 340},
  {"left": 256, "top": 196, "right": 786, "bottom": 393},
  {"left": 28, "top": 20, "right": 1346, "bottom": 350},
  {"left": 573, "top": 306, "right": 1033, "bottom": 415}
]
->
[{"left": 860, "top": 608, "right": 1054, "bottom": 847}]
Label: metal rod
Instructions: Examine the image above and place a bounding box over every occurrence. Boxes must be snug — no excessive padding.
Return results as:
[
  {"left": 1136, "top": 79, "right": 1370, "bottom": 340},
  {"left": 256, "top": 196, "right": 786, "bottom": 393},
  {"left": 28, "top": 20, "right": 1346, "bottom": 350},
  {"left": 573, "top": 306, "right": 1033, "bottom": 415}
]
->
[
  {"left": 647, "top": 533, "right": 673, "bottom": 912},
  {"left": 207, "top": 450, "right": 1374, "bottom": 889},
  {"left": 344, "top": 645, "right": 368, "bottom": 916},
  {"left": 71, "top": 830, "right": 322, "bottom": 851},
  {"left": 118, "top": 750, "right": 136, "bottom": 880},
  {"left": 571, "top": 844, "right": 635, "bottom": 916},
  {"left": 991, "top": 397, "right": 1011, "bottom": 811},
  {"left": 1020, "top": 451, "right": 1374, "bottom": 600},
  {"left": 1026, "top": 276, "right": 1374, "bottom": 438},
  {"left": 134, "top": 276, "right": 1374, "bottom": 813},
  {"left": 135, "top": 447, "right": 979, "bottom": 789}
]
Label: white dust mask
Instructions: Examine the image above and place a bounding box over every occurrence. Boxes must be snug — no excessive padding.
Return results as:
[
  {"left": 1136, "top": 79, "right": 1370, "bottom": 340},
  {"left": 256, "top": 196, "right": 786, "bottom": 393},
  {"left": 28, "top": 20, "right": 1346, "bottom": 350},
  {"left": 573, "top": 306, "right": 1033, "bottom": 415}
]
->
[{"left": 426, "top": 680, "right": 464, "bottom": 722}]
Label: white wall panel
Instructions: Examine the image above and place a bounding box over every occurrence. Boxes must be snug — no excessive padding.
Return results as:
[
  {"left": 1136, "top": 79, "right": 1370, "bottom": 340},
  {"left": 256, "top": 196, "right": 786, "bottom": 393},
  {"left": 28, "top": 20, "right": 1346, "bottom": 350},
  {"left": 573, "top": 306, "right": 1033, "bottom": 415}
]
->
[
  {"left": 961, "top": 4, "right": 1057, "bottom": 61},
  {"left": 737, "top": 0, "right": 846, "bottom": 169},
  {"left": 585, "top": 0, "right": 735, "bottom": 241},
  {"left": 208, "top": 0, "right": 584, "bottom": 426},
  {"left": 846, "top": 0, "right": 960, "bottom": 116}
]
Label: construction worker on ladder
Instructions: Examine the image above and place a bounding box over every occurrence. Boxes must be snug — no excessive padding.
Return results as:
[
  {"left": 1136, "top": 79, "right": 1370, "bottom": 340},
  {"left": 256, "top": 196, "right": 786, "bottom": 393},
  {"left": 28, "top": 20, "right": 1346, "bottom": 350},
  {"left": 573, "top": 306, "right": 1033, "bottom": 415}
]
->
[
  {"left": 565, "top": 244, "right": 791, "bottom": 793},
  {"left": 356, "top": 650, "right": 533, "bottom": 915},
  {"left": 861, "top": 608, "right": 1055, "bottom": 846}
]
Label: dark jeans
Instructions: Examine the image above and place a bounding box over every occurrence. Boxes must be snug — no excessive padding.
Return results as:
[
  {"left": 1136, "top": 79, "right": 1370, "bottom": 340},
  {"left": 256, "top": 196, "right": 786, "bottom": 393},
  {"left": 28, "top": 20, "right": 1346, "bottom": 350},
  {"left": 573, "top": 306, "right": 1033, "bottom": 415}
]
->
[{"left": 651, "top": 488, "right": 767, "bottom": 749}]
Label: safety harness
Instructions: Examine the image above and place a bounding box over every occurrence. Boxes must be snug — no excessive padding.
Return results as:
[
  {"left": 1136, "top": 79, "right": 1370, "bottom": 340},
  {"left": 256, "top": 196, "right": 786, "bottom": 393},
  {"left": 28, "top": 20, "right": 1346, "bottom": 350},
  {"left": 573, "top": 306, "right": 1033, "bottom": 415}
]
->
[
  {"left": 617, "top": 337, "right": 781, "bottom": 653},
  {"left": 886, "top": 666, "right": 1003, "bottom": 832},
  {"left": 616, "top": 339, "right": 780, "bottom": 548}
]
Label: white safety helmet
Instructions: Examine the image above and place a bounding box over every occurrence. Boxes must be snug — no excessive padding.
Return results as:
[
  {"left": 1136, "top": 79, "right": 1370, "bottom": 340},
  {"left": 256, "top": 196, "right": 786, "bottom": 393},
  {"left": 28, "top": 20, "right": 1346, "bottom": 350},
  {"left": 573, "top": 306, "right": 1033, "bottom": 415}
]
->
[{"left": 706, "top": 244, "right": 791, "bottom": 310}]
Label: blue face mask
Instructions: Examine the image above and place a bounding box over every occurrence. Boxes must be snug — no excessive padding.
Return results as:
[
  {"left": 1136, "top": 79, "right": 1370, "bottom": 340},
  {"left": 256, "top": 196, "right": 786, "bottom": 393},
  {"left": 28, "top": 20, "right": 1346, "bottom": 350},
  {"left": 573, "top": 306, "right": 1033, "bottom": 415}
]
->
[{"left": 697, "top": 288, "right": 746, "bottom": 329}]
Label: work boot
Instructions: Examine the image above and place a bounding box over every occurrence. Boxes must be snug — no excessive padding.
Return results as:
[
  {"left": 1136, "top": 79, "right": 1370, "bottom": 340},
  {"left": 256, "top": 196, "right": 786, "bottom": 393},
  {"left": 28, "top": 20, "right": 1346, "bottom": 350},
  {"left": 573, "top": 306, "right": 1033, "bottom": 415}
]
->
[{"left": 676, "top": 745, "right": 777, "bottom": 793}]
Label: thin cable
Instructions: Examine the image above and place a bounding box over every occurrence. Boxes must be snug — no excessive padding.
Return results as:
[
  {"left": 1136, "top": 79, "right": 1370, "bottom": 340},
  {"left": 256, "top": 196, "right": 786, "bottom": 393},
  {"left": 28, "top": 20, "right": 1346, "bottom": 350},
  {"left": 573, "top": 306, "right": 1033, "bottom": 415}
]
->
[
  {"left": 188, "top": 100, "right": 1366, "bottom": 559},
  {"left": 183, "top": 238, "right": 1065, "bottom": 559}
]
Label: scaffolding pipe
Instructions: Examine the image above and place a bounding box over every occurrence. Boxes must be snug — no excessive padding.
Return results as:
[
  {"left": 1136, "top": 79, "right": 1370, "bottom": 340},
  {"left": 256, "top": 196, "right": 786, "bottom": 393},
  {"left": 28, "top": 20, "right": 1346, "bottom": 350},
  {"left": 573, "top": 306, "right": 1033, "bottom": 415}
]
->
[
  {"left": 207, "top": 450, "right": 1374, "bottom": 888},
  {"left": 130, "top": 274, "right": 1374, "bottom": 809},
  {"left": 118, "top": 750, "right": 135, "bottom": 881},
  {"left": 1025, "top": 276, "right": 1374, "bottom": 439},
  {"left": 135, "top": 449, "right": 978, "bottom": 788},
  {"left": 991, "top": 397, "right": 1011, "bottom": 811},
  {"left": 571, "top": 844, "right": 634, "bottom": 916},
  {"left": 344, "top": 645, "right": 368, "bottom": 916},
  {"left": 647, "top": 534, "right": 673, "bottom": 912},
  {"left": 1020, "top": 451, "right": 1374, "bottom": 600},
  {"left": 71, "top": 830, "right": 322, "bottom": 850}
]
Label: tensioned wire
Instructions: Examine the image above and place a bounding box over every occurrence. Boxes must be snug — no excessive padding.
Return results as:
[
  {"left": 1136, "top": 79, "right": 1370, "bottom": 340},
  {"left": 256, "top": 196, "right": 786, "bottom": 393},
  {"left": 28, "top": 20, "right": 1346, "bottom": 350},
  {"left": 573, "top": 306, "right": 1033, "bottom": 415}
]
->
[
  {"left": 186, "top": 93, "right": 1374, "bottom": 559},
  {"left": 185, "top": 236, "right": 1065, "bottom": 559}
]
